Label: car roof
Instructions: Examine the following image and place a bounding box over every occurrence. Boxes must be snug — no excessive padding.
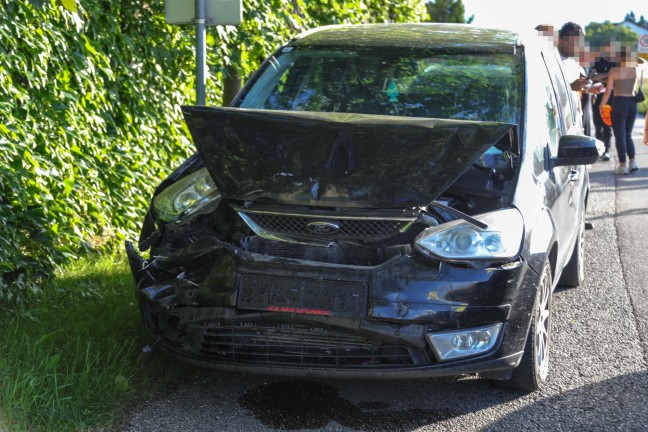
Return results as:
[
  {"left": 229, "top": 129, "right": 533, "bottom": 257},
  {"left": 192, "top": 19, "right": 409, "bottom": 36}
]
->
[{"left": 291, "top": 23, "right": 521, "bottom": 54}]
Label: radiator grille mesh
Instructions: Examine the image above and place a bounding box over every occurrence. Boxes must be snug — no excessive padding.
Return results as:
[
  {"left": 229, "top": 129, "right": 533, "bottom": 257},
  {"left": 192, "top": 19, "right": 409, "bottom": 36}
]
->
[
  {"left": 189, "top": 323, "right": 418, "bottom": 368},
  {"left": 240, "top": 211, "right": 413, "bottom": 240}
]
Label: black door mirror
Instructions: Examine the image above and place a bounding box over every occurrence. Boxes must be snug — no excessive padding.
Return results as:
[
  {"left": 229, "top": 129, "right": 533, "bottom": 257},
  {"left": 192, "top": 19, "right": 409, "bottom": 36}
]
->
[{"left": 551, "top": 135, "right": 603, "bottom": 168}]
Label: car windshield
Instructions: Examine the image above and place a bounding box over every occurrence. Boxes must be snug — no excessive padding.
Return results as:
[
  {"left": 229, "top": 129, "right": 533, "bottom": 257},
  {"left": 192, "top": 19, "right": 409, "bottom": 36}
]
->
[{"left": 239, "top": 46, "right": 523, "bottom": 123}]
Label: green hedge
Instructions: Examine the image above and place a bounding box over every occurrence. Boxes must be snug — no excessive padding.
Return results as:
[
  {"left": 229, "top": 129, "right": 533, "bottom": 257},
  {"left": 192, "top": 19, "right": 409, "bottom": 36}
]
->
[
  {"left": 0, "top": 0, "right": 425, "bottom": 306},
  {"left": 0, "top": 0, "right": 199, "bottom": 303}
]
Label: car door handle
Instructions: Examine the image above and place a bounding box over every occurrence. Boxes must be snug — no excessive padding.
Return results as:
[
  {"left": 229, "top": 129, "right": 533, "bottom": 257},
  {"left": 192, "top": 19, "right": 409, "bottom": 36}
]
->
[{"left": 569, "top": 169, "right": 580, "bottom": 182}]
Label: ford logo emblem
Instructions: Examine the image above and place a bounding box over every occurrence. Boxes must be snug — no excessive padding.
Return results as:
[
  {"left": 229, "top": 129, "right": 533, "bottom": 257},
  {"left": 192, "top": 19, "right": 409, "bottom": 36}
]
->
[{"left": 306, "top": 221, "right": 341, "bottom": 235}]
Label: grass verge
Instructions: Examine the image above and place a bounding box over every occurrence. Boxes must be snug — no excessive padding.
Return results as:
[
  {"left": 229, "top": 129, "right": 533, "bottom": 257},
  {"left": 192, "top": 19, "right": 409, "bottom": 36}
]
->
[{"left": 0, "top": 253, "right": 190, "bottom": 431}]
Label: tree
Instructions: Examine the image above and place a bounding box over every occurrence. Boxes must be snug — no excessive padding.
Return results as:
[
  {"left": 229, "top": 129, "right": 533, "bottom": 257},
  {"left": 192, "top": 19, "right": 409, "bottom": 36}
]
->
[
  {"left": 425, "top": 0, "right": 473, "bottom": 24},
  {"left": 639, "top": 15, "right": 647, "bottom": 28},
  {"left": 585, "top": 21, "right": 639, "bottom": 50}
]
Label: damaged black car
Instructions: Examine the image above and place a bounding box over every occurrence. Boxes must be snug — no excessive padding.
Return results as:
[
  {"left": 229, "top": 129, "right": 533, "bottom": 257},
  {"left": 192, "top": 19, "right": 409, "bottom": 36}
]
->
[{"left": 126, "top": 24, "right": 601, "bottom": 391}]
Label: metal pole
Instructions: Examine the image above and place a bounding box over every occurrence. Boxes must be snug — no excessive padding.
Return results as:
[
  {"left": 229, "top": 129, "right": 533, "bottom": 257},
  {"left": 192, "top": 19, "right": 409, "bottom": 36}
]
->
[{"left": 195, "top": 0, "right": 206, "bottom": 105}]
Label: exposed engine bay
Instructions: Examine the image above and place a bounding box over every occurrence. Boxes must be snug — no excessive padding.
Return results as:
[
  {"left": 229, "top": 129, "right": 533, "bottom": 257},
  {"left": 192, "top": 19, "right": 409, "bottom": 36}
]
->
[
  {"left": 143, "top": 142, "right": 517, "bottom": 269},
  {"left": 137, "top": 107, "right": 520, "bottom": 270}
]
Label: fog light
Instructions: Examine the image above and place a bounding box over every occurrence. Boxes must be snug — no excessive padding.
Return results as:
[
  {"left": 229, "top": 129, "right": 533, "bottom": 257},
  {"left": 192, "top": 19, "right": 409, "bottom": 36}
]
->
[
  {"left": 451, "top": 333, "right": 474, "bottom": 350},
  {"left": 427, "top": 323, "right": 502, "bottom": 361}
]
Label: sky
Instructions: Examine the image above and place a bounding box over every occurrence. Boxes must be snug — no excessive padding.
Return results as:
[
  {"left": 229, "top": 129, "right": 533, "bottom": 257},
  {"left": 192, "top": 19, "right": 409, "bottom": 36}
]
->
[{"left": 463, "top": 0, "right": 647, "bottom": 33}]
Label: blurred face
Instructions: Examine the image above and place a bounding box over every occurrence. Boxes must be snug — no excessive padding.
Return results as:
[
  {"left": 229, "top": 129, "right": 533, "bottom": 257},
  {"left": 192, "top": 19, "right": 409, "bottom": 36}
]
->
[
  {"left": 608, "top": 41, "right": 623, "bottom": 62},
  {"left": 559, "top": 34, "right": 585, "bottom": 58},
  {"left": 536, "top": 24, "right": 555, "bottom": 45},
  {"left": 579, "top": 46, "right": 594, "bottom": 66},
  {"left": 607, "top": 42, "right": 637, "bottom": 66},
  {"left": 620, "top": 50, "right": 637, "bottom": 67}
]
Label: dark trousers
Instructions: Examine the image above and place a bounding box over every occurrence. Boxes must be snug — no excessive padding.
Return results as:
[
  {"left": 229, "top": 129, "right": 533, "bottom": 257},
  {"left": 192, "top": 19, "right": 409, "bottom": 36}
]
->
[
  {"left": 592, "top": 95, "right": 612, "bottom": 151},
  {"left": 611, "top": 96, "right": 637, "bottom": 163},
  {"left": 581, "top": 93, "right": 592, "bottom": 137}
]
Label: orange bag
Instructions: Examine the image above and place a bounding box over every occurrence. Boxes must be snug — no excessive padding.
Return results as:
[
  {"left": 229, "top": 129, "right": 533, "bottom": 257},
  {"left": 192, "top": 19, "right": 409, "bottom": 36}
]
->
[{"left": 601, "top": 104, "right": 612, "bottom": 127}]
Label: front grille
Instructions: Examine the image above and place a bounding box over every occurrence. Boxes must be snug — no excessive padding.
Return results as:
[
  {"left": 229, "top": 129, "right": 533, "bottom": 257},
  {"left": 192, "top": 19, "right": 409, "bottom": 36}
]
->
[
  {"left": 188, "top": 323, "right": 419, "bottom": 368},
  {"left": 238, "top": 210, "right": 414, "bottom": 241},
  {"left": 242, "top": 236, "right": 380, "bottom": 265}
]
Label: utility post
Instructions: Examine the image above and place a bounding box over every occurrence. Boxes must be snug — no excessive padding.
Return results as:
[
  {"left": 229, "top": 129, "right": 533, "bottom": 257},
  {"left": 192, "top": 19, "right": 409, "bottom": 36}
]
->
[
  {"left": 195, "top": 0, "right": 207, "bottom": 105},
  {"left": 165, "top": 0, "right": 242, "bottom": 106}
]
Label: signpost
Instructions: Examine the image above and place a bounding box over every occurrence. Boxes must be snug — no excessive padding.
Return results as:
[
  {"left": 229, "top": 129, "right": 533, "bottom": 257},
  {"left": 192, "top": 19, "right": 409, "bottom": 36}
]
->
[
  {"left": 639, "top": 34, "right": 648, "bottom": 55},
  {"left": 165, "top": 0, "right": 242, "bottom": 105}
]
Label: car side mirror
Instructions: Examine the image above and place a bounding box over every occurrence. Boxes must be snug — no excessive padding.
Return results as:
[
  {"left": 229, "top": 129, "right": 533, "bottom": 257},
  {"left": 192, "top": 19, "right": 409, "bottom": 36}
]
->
[{"left": 551, "top": 135, "right": 603, "bottom": 168}]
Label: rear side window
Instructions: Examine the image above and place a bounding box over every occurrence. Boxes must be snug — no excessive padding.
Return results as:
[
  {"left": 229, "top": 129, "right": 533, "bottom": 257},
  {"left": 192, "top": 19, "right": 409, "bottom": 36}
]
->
[
  {"left": 240, "top": 47, "right": 523, "bottom": 124},
  {"left": 541, "top": 50, "right": 575, "bottom": 132}
]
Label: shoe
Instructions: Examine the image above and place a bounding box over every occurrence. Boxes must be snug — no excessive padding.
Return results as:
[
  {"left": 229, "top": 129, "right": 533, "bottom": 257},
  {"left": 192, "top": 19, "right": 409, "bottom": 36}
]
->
[
  {"left": 629, "top": 160, "right": 639, "bottom": 172},
  {"left": 601, "top": 152, "right": 610, "bottom": 161},
  {"left": 615, "top": 165, "right": 630, "bottom": 175}
]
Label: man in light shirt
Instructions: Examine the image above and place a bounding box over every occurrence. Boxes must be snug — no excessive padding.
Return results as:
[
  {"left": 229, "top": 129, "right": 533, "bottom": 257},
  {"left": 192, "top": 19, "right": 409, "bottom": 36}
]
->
[{"left": 557, "top": 22, "right": 604, "bottom": 136}]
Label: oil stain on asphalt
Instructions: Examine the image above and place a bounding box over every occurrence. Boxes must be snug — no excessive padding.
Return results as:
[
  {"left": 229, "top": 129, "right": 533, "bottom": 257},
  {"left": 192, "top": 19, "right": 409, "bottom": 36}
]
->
[{"left": 238, "top": 380, "right": 454, "bottom": 430}]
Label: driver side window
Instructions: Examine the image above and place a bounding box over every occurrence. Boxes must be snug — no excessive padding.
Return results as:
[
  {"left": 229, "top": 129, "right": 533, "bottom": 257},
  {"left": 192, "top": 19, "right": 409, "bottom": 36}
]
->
[{"left": 532, "top": 64, "right": 562, "bottom": 175}]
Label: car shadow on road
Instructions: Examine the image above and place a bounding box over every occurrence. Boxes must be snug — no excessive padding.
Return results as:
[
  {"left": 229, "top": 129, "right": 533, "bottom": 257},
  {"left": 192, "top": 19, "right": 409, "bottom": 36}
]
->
[
  {"left": 236, "top": 370, "right": 648, "bottom": 431},
  {"left": 236, "top": 374, "right": 520, "bottom": 431},
  {"left": 481, "top": 369, "right": 648, "bottom": 431},
  {"left": 238, "top": 378, "right": 456, "bottom": 430},
  {"left": 586, "top": 207, "right": 648, "bottom": 223}
]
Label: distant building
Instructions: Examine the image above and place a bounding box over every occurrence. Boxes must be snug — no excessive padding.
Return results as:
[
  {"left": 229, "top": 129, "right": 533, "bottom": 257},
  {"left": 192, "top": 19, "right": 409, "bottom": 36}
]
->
[{"left": 618, "top": 13, "right": 648, "bottom": 56}]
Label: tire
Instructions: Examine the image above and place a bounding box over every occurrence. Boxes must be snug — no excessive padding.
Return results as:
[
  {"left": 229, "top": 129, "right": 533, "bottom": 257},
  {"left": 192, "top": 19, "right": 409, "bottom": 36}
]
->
[
  {"left": 560, "top": 212, "right": 585, "bottom": 288},
  {"left": 493, "top": 262, "right": 553, "bottom": 392}
]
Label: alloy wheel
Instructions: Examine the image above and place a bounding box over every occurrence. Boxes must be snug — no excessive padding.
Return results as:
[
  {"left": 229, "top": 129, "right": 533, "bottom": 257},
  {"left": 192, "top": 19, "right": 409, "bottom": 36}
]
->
[{"left": 536, "top": 267, "right": 552, "bottom": 380}]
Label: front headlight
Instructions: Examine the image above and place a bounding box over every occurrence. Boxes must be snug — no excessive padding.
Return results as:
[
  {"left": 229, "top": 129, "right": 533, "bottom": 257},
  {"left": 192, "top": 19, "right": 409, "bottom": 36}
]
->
[
  {"left": 415, "top": 208, "right": 523, "bottom": 262},
  {"left": 152, "top": 168, "right": 221, "bottom": 222}
]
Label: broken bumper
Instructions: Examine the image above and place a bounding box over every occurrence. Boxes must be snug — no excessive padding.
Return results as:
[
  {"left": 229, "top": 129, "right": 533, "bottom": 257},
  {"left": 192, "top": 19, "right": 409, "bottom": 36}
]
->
[{"left": 126, "top": 237, "right": 539, "bottom": 379}]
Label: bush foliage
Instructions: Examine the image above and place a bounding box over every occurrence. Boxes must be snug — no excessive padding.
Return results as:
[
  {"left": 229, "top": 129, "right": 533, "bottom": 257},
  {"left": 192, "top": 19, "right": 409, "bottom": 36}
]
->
[
  {"left": 0, "top": 0, "right": 425, "bottom": 306},
  {"left": 0, "top": 0, "right": 197, "bottom": 305}
]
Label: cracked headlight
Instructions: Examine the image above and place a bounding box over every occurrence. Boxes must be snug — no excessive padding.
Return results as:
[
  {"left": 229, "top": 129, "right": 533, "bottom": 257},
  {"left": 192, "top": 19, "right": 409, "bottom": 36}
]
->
[
  {"left": 415, "top": 208, "right": 523, "bottom": 262},
  {"left": 152, "top": 168, "right": 220, "bottom": 222}
]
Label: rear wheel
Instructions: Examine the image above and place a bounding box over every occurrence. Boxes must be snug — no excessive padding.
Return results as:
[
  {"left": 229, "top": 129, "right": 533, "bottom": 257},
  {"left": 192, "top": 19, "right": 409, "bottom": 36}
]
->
[
  {"left": 494, "top": 262, "right": 553, "bottom": 392},
  {"left": 560, "top": 213, "right": 585, "bottom": 287}
]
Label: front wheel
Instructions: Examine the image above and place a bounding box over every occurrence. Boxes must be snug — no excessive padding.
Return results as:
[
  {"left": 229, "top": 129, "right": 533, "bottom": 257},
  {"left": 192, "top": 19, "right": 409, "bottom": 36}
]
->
[{"left": 494, "top": 262, "right": 553, "bottom": 392}]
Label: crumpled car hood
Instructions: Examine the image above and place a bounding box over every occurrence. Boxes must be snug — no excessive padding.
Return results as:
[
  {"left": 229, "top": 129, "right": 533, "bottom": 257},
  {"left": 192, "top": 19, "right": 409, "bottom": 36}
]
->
[{"left": 183, "top": 106, "right": 515, "bottom": 208}]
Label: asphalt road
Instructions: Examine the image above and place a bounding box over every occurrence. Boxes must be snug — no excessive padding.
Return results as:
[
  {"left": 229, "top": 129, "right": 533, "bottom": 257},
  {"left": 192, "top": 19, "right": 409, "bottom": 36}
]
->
[{"left": 123, "top": 116, "right": 648, "bottom": 432}]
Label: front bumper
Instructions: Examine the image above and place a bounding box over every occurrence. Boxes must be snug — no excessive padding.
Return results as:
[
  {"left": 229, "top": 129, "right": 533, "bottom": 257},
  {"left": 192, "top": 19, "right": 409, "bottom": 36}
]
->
[{"left": 126, "top": 236, "right": 539, "bottom": 379}]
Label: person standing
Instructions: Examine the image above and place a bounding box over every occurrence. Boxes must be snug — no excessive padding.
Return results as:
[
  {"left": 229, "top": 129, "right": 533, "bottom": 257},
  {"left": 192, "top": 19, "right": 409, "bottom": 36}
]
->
[
  {"left": 590, "top": 44, "right": 617, "bottom": 160},
  {"left": 556, "top": 23, "right": 603, "bottom": 133},
  {"left": 599, "top": 45, "right": 639, "bottom": 174}
]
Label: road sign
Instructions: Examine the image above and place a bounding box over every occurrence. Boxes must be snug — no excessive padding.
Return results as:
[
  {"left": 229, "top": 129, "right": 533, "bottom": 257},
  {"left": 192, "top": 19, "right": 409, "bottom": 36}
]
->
[
  {"left": 639, "top": 34, "right": 648, "bottom": 54},
  {"left": 165, "top": 0, "right": 242, "bottom": 26}
]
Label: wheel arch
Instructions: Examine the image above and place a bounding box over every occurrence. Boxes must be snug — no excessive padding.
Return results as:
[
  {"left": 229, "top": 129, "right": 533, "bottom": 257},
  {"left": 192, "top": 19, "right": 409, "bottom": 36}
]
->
[
  {"left": 548, "top": 241, "right": 558, "bottom": 282},
  {"left": 523, "top": 207, "right": 558, "bottom": 276}
]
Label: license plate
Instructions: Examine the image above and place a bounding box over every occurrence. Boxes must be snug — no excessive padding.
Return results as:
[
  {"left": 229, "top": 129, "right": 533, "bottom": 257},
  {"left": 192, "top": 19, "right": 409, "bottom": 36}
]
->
[{"left": 237, "top": 275, "right": 367, "bottom": 318}]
